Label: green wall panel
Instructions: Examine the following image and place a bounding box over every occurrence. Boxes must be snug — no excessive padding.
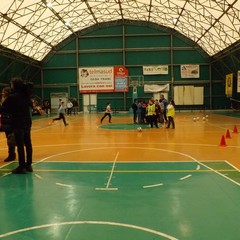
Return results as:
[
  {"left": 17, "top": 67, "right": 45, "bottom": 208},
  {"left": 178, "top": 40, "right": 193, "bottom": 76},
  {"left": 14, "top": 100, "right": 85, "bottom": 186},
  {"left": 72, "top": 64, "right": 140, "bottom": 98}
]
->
[
  {"left": 85, "top": 25, "right": 123, "bottom": 36},
  {"left": 43, "top": 69, "right": 76, "bottom": 84},
  {"left": 44, "top": 54, "right": 76, "bottom": 67},
  {"left": 126, "top": 35, "right": 170, "bottom": 48},
  {"left": 173, "top": 50, "right": 208, "bottom": 64},
  {"left": 79, "top": 37, "right": 123, "bottom": 50},
  {"left": 126, "top": 67, "right": 143, "bottom": 76},
  {"left": 125, "top": 24, "right": 166, "bottom": 34},
  {"left": 144, "top": 74, "right": 171, "bottom": 82},
  {"left": 78, "top": 52, "right": 123, "bottom": 66},
  {"left": 59, "top": 39, "right": 76, "bottom": 51},
  {"left": 126, "top": 51, "right": 171, "bottom": 65}
]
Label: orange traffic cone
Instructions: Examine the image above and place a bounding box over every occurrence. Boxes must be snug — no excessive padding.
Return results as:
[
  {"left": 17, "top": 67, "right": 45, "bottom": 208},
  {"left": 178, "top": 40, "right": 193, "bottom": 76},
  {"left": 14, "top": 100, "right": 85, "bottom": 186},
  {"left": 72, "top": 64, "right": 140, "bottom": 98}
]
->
[
  {"left": 233, "top": 125, "right": 238, "bottom": 134},
  {"left": 219, "top": 135, "right": 227, "bottom": 147},
  {"left": 226, "top": 129, "right": 231, "bottom": 139}
]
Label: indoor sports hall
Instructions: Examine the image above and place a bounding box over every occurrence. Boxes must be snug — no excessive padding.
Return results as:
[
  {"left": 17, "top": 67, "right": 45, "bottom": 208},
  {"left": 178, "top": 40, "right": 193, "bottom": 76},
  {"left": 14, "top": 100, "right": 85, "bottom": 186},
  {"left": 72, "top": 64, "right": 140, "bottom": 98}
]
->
[{"left": 0, "top": 1, "right": 240, "bottom": 240}]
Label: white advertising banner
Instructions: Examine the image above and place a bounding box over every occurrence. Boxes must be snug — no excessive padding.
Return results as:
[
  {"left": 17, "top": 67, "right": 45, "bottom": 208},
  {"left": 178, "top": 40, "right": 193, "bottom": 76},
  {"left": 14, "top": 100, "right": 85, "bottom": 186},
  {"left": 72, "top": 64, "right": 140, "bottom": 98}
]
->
[
  {"left": 144, "top": 84, "right": 169, "bottom": 93},
  {"left": 237, "top": 71, "right": 240, "bottom": 93},
  {"left": 79, "top": 67, "right": 114, "bottom": 93},
  {"left": 143, "top": 65, "right": 168, "bottom": 75},
  {"left": 180, "top": 65, "right": 200, "bottom": 78}
]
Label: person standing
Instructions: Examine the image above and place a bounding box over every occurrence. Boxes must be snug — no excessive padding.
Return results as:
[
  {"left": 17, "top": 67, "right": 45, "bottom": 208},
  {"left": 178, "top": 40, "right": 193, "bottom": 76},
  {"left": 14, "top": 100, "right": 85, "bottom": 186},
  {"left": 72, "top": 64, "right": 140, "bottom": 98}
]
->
[
  {"left": 52, "top": 101, "right": 68, "bottom": 126},
  {"left": 160, "top": 94, "right": 168, "bottom": 124},
  {"left": 158, "top": 99, "right": 164, "bottom": 124},
  {"left": 66, "top": 99, "right": 73, "bottom": 115},
  {"left": 166, "top": 99, "right": 176, "bottom": 129},
  {"left": 141, "top": 100, "right": 147, "bottom": 124},
  {"left": 0, "top": 87, "right": 16, "bottom": 162},
  {"left": 132, "top": 99, "right": 138, "bottom": 124},
  {"left": 72, "top": 98, "right": 78, "bottom": 115},
  {"left": 43, "top": 100, "right": 51, "bottom": 115},
  {"left": 3, "top": 77, "right": 33, "bottom": 174},
  {"left": 137, "top": 100, "right": 142, "bottom": 124},
  {"left": 147, "top": 99, "right": 158, "bottom": 128},
  {"left": 100, "top": 102, "right": 112, "bottom": 123}
]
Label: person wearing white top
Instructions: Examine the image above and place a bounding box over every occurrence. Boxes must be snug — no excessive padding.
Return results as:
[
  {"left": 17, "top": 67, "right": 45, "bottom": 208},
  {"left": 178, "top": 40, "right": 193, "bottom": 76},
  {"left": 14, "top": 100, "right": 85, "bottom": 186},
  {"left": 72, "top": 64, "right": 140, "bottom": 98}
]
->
[
  {"left": 52, "top": 101, "right": 68, "bottom": 126},
  {"left": 100, "top": 102, "right": 112, "bottom": 124}
]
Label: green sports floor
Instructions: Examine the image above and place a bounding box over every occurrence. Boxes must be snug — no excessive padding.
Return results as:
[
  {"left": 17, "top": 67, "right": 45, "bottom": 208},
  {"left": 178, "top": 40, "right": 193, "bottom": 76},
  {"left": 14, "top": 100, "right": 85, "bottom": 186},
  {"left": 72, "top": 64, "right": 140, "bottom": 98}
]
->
[{"left": 1, "top": 160, "right": 240, "bottom": 240}]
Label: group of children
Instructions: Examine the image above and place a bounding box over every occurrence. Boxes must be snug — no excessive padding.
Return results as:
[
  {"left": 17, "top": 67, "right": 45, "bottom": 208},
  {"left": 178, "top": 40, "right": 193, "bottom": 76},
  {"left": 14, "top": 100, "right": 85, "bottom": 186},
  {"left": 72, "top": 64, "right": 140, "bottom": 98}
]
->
[
  {"left": 100, "top": 94, "right": 176, "bottom": 129},
  {"left": 132, "top": 95, "right": 176, "bottom": 129}
]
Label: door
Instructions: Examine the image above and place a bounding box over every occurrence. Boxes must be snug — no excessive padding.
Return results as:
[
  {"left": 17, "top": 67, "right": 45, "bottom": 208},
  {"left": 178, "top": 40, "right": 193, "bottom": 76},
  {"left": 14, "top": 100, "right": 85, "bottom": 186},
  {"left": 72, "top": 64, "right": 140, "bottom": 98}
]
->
[{"left": 83, "top": 94, "right": 97, "bottom": 113}]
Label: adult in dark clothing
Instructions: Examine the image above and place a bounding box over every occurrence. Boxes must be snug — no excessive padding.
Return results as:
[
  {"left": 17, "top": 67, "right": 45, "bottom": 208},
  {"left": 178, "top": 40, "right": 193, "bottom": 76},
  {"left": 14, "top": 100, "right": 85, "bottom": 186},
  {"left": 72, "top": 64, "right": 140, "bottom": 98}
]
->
[
  {"left": 4, "top": 77, "right": 33, "bottom": 174},
  {"left": 160, "top": 94, "right": 168, "bottom": 124},
  {"left": 132, "top": 99, "right": 138, "bottom": 124},
  {"left": 0, "top": 87, "right": 16, "bottom": 162},
  {"left": 72, "top": 98, "right": 78, "bottom": 115}
]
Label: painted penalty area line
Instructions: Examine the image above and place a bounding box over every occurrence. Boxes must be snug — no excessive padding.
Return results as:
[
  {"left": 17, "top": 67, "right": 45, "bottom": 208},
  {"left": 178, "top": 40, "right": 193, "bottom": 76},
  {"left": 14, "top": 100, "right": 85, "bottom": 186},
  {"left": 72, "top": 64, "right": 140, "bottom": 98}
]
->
[{"left": 96, "top": 152, "right": 119, "bottom": 191}]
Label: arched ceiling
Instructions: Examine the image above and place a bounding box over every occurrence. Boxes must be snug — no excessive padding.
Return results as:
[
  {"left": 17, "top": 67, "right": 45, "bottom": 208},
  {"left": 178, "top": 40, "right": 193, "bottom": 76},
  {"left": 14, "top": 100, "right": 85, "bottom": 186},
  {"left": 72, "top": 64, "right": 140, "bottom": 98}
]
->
[{"left": 0, "top": 0, "right": 239, "bottom": 61}]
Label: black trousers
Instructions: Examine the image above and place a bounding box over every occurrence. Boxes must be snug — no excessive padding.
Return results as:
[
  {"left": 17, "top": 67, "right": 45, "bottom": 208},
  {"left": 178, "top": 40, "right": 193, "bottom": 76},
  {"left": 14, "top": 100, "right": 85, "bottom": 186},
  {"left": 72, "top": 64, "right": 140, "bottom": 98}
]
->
[
  {"left": 167, "top": 116, "right": 175, "bottom": 128},
  {"left": 148, "top": 115, "right": 158, "bottom": 128},
  {"left": 14, "top": 127, "right": 32, "bottom": 168},
  {"left": 101, "top": 113, "right": 112, "bottom": 123},
  {"left": 53, "top": 113, "right": 67, "bottom": 125}
]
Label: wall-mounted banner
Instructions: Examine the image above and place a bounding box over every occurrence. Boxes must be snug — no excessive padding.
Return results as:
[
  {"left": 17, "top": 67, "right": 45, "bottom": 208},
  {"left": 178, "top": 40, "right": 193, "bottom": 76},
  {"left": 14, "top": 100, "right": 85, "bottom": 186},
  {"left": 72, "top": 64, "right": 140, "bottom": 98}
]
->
[
  {"left": 114, "top": 66, "right": 128, "bottom": 92},
  {"left": 180, "top": 65, "right": 199, "bottom": 78},
  {"left": 143, "top": 65, "right": 168, "bottom": 75},
  {"left": 79, "top": 66, "right": 128, "bottom": 93},
  {"left": 225, "top": 73, "right": 233, "bottom": 97},
  {"left": 237, "top": 71, "right": 240, "bottom": 93},
  {"left": 79, "top": 67, "right": 114, "bottom": 93},
  {"left": 144, "top": 84, "right": 169, "bottom": 93}
]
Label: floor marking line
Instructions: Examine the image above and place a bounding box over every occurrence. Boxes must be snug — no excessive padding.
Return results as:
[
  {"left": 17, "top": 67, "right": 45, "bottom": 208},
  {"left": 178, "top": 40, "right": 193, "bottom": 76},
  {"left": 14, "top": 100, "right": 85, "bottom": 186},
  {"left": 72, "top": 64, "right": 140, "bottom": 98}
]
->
[
  {"left": 96, "top": 152, "right": 119, "bottom": 191},
  {"left": 95, "top": 188, "right": 118, "bottom": 191},
  {"left": 106, "top": 152, "right": 119, "bottom": 189},
  {"left": 225, "top": 161, "right": 240, "bottom": 172},
  {"left": 180, "top": 174, "right": 192, "bottom": 180},
  {"left": 1, "top": 169, "right": 238, "bottom": 173},
  {"left": 56, "top": 183, "right": 72, "bottom": 188},
  {"left": 0, "top": 221, "right": 179, "bottom": 240},
  {"left": 143, "top": 183, "right": 163, "bottom": 188},
  {"left": 34, "top": 174, "right": 43, "bottom": 179}
]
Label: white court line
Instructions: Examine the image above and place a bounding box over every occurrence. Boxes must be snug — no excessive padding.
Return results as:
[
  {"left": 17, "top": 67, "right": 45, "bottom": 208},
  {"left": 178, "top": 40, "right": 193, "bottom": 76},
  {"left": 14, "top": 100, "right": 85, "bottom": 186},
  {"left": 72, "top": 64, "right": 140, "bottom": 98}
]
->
[
  {"left": 95, "top": 187, "right": 118, "bottom": 191},
  {"left": 56, "top": 183, "right": 72, "bottom": 188},
  {"left": 0, "top": 221, "right": 179, "bottom": 240},
  {"left": 143, "top": 183, "right": 163, "bottom": 188},
  {"left": 225, "top": 160, "right": 240, "bottom": 172},
  {"left": 96, "top": 152, "right": 119, "bottom": 191},
  {"left": 180, "top": 174, "right": 192, "bottom": 181},
  {"left": 34, "top": 174, "right": 43, "bottom": 179}
]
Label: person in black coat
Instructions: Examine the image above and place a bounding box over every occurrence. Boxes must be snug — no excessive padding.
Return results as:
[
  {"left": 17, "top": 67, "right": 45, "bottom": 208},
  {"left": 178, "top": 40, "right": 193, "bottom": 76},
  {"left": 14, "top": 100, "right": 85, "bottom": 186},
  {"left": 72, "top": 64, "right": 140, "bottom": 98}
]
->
[
  {"left": 132, "top": 99, "right": 138, "bottom": 124},
  {"left": 4, "top": 77, "right": 33, "bottom": 174},
  {"left": 0, "top": 87, "right": 16, "bottom": 162}
]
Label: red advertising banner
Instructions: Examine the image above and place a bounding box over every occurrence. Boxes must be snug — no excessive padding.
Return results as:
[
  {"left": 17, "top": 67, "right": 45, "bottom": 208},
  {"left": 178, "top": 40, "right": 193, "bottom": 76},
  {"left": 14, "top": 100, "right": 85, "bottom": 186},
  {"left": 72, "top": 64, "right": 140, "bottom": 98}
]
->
[{"left": 114, "top": 66, "right": 128, "bottom": 92}]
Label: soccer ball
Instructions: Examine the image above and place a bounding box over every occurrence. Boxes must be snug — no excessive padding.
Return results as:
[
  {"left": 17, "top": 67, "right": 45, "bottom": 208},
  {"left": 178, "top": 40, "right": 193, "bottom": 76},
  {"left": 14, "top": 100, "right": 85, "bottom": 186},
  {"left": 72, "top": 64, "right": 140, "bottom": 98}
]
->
[{"left": 137, "top": 127, "right": 142, "bottom": 132}]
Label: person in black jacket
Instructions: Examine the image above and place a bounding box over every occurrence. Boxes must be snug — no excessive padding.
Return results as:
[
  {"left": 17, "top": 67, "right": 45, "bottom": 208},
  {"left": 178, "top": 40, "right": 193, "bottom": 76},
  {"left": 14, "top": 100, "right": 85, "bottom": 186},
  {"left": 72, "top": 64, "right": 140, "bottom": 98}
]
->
[
  {"left": 4, "top": 77, "right": 33, "bottom": 174},
  {"left": 0, "top": 87, "right": 16, "bottom": 162},
  {"left": 132, "top": 99, "right": 138, "bottom": 124}
]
